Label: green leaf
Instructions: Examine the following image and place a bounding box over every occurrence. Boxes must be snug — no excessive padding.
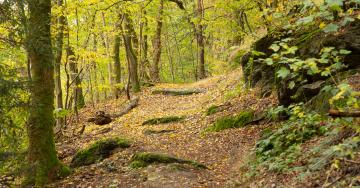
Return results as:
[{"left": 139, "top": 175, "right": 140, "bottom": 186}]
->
[
  {"left": 270, "top": 44, "right": 280, "bottom": 52},
  {"left": 265, "top": 58, "right": 274, "bottom": 65},
  {"left": 277, "top": 67, "right": 290, "bottom": 79},
  {"left": 286, "top": 46, "right": 298, "bottom": 54},
  {"left": 341, "top": 17, "right": 355, "bottom": 26},
  {"left": 323, "top": 24, "right": 339, "bottom": 33},
  {"left": 321, "top": 68, "right": 331, "bottom": 76},
  {"left": 339, "top": 49, "right": 351, "bottom": 55},
  {"left": 252, "top": 50, "right": 266, "bottom": 57},
  {"left": 296, "top": 15, "right": 314, "bottom": 25},
  {"left": 288, "top": 81, "right": 296, "bottom": 89},
  {"left": 325, "top": 0, "right": 344, "bottom": 11}
]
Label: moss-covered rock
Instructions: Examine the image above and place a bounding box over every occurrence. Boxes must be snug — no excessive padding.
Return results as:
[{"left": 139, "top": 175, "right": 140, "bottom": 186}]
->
[
  {"left": 142, "top": 116, "right": 185, "bottom": 126},
  {"left": 205, "top": 110, "right": 254, "bottom": 132},
  {"left": 70, "top": 137, "right": 131, "bottom": 167},
  {"left": 129, "top": 152, "right": 207, "bottom": 169}
]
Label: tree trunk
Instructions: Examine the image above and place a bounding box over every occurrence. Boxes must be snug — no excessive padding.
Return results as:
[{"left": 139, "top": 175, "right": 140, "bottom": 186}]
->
[
  {"left": 196, "top": 0, "right": 206, "bottom": 79},
  {"left": 151, "top": 0, "right": 164, "bottom": 82},
  {"left": 123, "top": 14, "right": 140, "bottom": 93},
  {"left": 113, "top": 32, "right": 122, "bottom": 99},
  {"left": 92, "top": 35, "right": 100, "bottom": 103},
  {"left": 54, "top": 0, "right": 65, "bottom": 128},
  {"left": 67, "top": 47, "right": 85, "bottom": 109},
  {"left": 101, "top": 12, "right": 113, "bottom": 98},
  {"left": 25, "top": 0, "right": 68, "bottom": 185},
  {"left": 141, "top": 10, "right": 150, "bottom": 81}
]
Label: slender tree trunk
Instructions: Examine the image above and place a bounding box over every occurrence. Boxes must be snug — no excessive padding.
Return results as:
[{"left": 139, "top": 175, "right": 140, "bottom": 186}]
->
[
  {"left": 54, "top": 0, "right": 65, "bottom": 128},
  {"left": 67, "top": 47, "right": 85, "bottom": 109},
  {"left": 151, "top": 0, "right": 164, "bottom": 82},
  {"left": 196, "top": 0, "right": 206, "bottom": 79},
  {"left": 164, "top": 34, "right": 175, "bottom": 83},
  {"left": 92, "top": 35, "right": 100, "bottom": 102},
  {"left": 141, "top": 10, "right": 150, "bottom": 81},
  {"left": 101, "top": 12, "right": 113, "bottom": 98},
  {"left": 25, "top": 0, "right": 67, "bottom": 185},
  {"left": 113, "top": 31, "right": 122, "bottom": 99},
  {"left": 123, "top": 14, "right": 140, "bottom": 93}
]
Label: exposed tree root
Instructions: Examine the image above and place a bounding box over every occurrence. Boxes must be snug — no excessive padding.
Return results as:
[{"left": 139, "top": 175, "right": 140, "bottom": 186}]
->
[
  {"left": 70, "top": 137, "right": 131, "bottom": 167},
  {"left": 152, "top": 88, "right": 205, "bottom": 96},
  {"left": 129, "top": 152, "right": 207, "bottom": 169},
  {"left": 142, "top": 116, "right": 185, "bottom": 126}
]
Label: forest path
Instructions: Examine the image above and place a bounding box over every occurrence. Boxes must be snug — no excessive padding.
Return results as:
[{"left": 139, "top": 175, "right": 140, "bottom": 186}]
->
[{"left": 53, "top": 70, "right": 274, "bottom": 187}]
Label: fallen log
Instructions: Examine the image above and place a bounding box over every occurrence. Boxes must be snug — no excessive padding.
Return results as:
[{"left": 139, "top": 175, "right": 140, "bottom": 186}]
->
[
  {"left": 87, "top": 97, "right": 140, "bottom": 125},
  {"left": 329, "top": 109, "right": 360, "bottom": 117},
  {"left": 152, "top": 88, "right": 205, "bottom": 96},
  {"left": 112, "top": 97, "right": 139, "bottom": 118}
]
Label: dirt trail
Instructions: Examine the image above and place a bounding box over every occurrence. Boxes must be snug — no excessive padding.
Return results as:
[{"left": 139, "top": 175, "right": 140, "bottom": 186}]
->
[{"left": 53, "top": 70, "right": 275, "bottom": 188}]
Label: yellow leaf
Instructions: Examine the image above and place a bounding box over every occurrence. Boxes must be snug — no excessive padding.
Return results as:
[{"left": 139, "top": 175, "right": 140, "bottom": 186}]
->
[{"left": 319, "top": 22, "right": 326, "bottom": 29}]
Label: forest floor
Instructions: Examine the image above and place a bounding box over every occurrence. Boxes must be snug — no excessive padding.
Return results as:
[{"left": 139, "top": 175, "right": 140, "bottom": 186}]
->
[{"left": 51, "top": 69, "right": 277, "bottom": 188}]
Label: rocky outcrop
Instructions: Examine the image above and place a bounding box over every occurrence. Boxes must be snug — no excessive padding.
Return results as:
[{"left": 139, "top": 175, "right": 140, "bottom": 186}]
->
[{"left": 241, "top": 20, "right": 360, "bottom": 106}]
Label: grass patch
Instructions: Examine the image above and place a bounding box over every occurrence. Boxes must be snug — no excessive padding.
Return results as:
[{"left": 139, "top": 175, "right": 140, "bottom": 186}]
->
[
  {"left": 129, "top": 152, "right": 207, "bottom": 169},
  {"left": 205, "top": 110, "right": 254, "bottom": 132},
  {"left": 71, "top": 137, "right": 131, "bottom": 167},
  {"left": 142, "top": 116, "right": 185, "bottom": 126},
  {"left": 206, "top": 105, "right": 219, "bottom": 116}
]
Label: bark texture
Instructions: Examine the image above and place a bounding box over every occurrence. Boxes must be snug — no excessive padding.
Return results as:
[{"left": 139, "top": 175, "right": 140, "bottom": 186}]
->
[{"left": 26, "top": 0, "right": 68, "bottom": 185}]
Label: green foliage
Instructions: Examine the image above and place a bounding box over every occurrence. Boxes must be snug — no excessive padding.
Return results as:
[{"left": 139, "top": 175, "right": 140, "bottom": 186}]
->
[
  {"left": 129, "top": 152, "right": 207, "bottom": 169},
  {"left": 266, "top": 105, "right": 289, "bottom": 121},
  {"left": 254, "top": 105, "right": 329, "bottom": 172},
  {"left": 142, "top": 116, "right": 185, "bottom": 126},
  {"left": 71, "top": 137, "right": 131, "bottom": 167},
  {"left": 0, "top": 54, "right": 28, "bottom": 156},
  {"left": 206, "top": 110, "right": 254, "bottom": 132},
  {"left": 328, "top": 83, "right": 360, "bottom": 110}
]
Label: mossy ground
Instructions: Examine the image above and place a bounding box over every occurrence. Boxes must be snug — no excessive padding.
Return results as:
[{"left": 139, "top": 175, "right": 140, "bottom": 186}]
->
[
  {"left": 142, "top": 116, "right": 185, "bottom": 126},
  {"left": 129, "top": 152, "right": 207, "bottom": 169},
  {"left": 206, "top": 110, "right": 254, "bottom": 132},
  {"left": 70, "top": 137, "right": 131, "bottom": 167}
]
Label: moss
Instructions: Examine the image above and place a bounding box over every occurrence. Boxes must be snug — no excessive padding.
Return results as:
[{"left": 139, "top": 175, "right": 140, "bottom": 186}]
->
[
  {"left": 143, "top": 129, "right": 175, "bottom": 135},
  {"left": 152, "top": 89, "right": 204, "bottom": 96},
  {"left": 206, "top": 110, "right": 254, "bottom": 132},
  {"left": 71, "top": 137, "right": 131, "bottom": 167},
  {"left": 129, "top": 160, "right": 148, "bottom": 169},
  {"left": 58, "top": 164, "right": 71, "bottom": 178},
  {"left": 206, "top": 105, "right": 219, "bottom": 116},
  {"left": 129, "top": 152, "right": 207, "bottom": 169},
  {"left": 142, "top": 116, "right": 185, "bottom": 126}
]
